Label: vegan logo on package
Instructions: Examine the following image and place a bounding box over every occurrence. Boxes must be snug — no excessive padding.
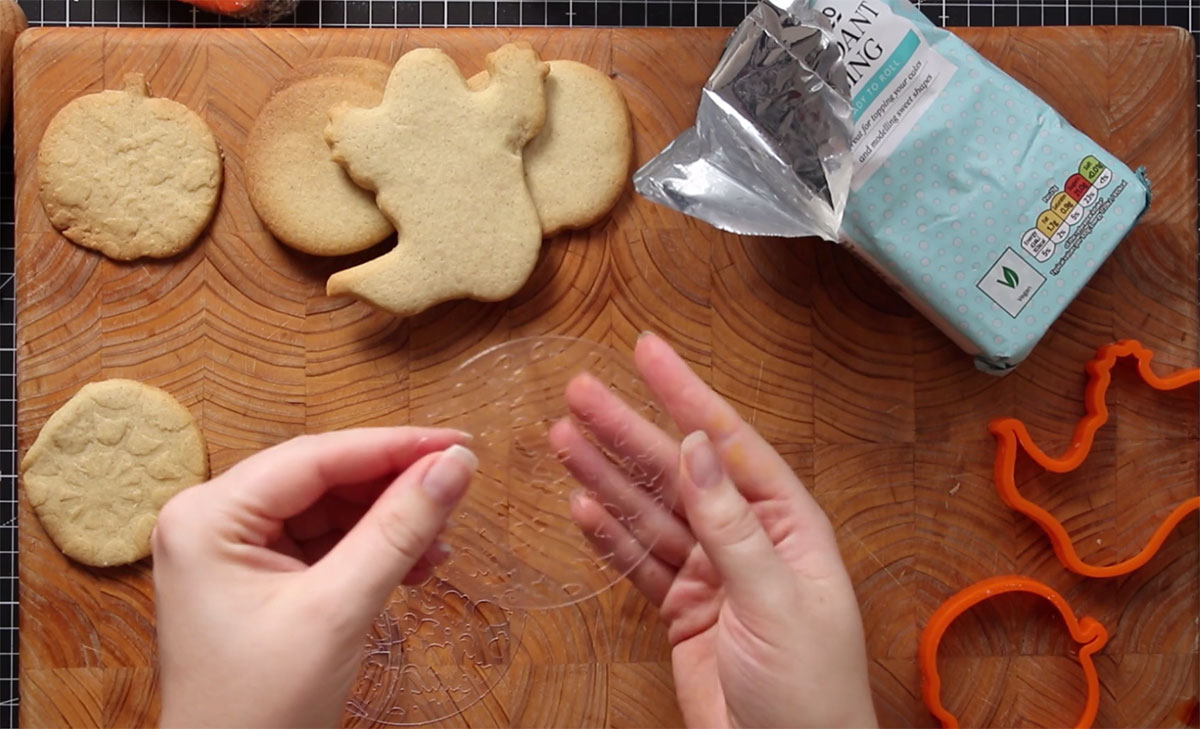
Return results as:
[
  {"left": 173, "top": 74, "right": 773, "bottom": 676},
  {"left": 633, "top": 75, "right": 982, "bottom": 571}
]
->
[
  {"left": 978, "top": 249, "right": 1044, "bottom": 318},
  {"left": 997, "top": 267, "right": 1019, "bottom": 289}
]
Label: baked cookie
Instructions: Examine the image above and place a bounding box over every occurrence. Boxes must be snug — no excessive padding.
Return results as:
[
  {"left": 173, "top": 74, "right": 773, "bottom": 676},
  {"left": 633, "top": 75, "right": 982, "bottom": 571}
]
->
[
  {"left": 325, "top": 43, "right": 548, "bottom": 316},
  {"left": 20, "top": 379, "right": 208, "bottom": 567},
  {"left": 470, "top": 59, "right": 632, "bottom": 236},
  {"left": 247, "top": 57, "right": 394, "bottom": 256},
  {"left": 269, "top": 55, "right": 392, "bottom": 94},
  {"left": 37, "top": 73, "right": 222, "bottom": 261}
]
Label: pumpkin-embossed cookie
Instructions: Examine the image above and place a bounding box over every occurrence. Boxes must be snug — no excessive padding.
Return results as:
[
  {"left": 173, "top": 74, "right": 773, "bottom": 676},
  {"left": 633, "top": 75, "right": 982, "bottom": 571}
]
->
[
  {"left": 247, "top": 57, "right": 394, "bottom": 255},
  {"left": 470, "top": 59, "right": 633, "bottom": 237},
  {"left": 37, "top": 73, "right": 222, "bottom": 261},
  {"left": 20, "top": 380, "right": 209, "bottom": 567},
  {"left": 325, "top": 43, "right": 549, "bottom": 316}
]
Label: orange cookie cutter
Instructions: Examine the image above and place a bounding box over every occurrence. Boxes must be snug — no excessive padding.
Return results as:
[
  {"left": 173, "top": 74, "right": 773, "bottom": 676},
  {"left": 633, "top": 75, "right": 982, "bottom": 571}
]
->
[
  {"left": 988, "top": 339, "right": 1200, "bottom": 578},
  {"left": 919, "top": 575, "right": 1109, "bottom": 729}
]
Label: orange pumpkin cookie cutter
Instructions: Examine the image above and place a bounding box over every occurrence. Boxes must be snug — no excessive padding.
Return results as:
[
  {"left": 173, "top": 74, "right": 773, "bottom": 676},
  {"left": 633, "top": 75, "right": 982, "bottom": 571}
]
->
[
  {"left": 918, "top": 575, "right": 1109, "bottom": 729},
  {"left": 988, "top": 339, "right": 1200, "bottom": 578}
]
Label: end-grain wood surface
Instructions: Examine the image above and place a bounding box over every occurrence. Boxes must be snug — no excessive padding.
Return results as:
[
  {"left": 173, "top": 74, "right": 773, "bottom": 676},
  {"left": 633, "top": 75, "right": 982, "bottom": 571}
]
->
[{"left": 14, "top": 25, "right": 1199, "bottom": 728}]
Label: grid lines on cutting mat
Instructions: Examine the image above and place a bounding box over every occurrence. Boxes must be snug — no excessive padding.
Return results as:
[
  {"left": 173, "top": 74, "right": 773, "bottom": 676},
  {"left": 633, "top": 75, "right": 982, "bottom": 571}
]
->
[
  {"left": 13, "top": 0, "right": 1200, "bottom": 27},
  {"left": 2, "top": 2, "right": 1199, "bottom": 728}
]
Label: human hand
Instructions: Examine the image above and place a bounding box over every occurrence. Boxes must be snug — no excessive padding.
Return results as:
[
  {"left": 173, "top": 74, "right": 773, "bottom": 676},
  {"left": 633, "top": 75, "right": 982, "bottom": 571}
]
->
[
  {"left": 549, "top": 333, "right": 876, "bottom": 729},
  {"left": 152, "top": 428, "right": 477, "bottom": 728}
]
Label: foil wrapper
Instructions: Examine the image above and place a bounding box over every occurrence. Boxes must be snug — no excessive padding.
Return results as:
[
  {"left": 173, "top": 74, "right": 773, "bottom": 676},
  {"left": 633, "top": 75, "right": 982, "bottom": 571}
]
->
[{"left": 633, "top": 0, "right": 854, "bottom": 241}]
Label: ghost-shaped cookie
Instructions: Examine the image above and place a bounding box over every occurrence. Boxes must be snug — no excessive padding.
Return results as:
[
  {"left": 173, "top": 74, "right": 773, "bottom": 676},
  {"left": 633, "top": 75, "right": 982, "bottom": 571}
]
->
[{"left": 324, "top": 43, "right": 549, "bottom": 316}]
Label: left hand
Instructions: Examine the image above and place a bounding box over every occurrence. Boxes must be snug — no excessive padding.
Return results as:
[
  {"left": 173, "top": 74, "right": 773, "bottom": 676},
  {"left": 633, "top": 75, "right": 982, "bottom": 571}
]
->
[
  {"left": 152, "top": 427, "right": 477, "bottom": 729},
  {"left": 549, "top": 334, "right": 875, "bottom": 728}
]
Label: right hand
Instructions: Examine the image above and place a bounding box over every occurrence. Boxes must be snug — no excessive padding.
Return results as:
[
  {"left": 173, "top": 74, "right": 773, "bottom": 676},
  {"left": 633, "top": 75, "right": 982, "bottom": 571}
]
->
[{"left": 549, "top": 333, "right": 877, "bottom": 728}]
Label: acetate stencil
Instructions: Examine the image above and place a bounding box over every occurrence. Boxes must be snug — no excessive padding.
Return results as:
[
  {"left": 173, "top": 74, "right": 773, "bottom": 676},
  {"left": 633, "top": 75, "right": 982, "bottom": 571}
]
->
[
  {"left": 346, "top": 581, "right": 525, "bottom": 726},
  {"left": 346, "top": 336, "right": 677, "bottom": 724},
  {"left": 419, "top": 336, "right": 679, "bottom": 610}
]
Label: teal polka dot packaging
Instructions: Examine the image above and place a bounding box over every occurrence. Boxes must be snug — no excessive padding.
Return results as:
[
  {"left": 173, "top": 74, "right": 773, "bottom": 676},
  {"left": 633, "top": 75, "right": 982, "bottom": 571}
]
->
[
  {"left": 634, "top": 0, "right": 1150, "bottom": 374},
  {"left": 822, "top": 0, "right": 1150, "bottom": 373}
]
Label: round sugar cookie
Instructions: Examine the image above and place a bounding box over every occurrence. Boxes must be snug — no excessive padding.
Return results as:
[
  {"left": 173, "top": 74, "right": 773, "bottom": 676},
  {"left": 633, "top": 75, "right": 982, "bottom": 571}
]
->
[
  {"left": 470, "top": 59, "right": 633, "bottom": 236},
  {"left": 37, "top": 73, "right": 222, "bottom": 261},
  {"left": 247, "top": 57, "right": 394, "bottom": 256},
  {"left": 20, "top": 379, "right": 209, "bottom": 567},
  {"left": 269, "top": 55, "right": 392, "bottom": 94}
]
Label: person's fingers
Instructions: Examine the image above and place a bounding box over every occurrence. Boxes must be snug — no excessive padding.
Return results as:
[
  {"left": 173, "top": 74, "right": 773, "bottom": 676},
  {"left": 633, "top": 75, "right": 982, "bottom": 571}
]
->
[
  {"left": 299, "top": 531, "right": 454, "bottom": 568},
  {"left": 549, "top": 417, "right": 695, "bottom": 567},
  {"left": 677, "top": 430, "right": 793, "bottom": 610},
  {"left": 402, "top": 564, "right": 433, "bottom": 586},
  {"left": 285, "top": 494, "right": 367, "bottom": 543},
  {"left": 331, "top": 472, "right": 399, "bottom": 506},
  {"left": 284, "top": 502, "right": 331, "bottom": 543},
  {"left": 401, "top": 541, "right": 452, "bottom": 585},
  {"left": 310, "top": 445, "right": 477, "bottom": 622},
  {"left": 299, "top": 531, "right": 343, "bottom": 564},
  {"left": 563, "top": 373, "right": 681, "bottom": 508},
  {"left": 217, "top": 427, "right": 470, "bottom": 522},
  {"left": 266, "top": 532, "right": 307, "bottom": 563},
  {"left": 290, "top": 525, "right": 451, "bottom": 573},
  {"left": 569, "top": 490, "right": 676, "bottom": 606},
  {"left": 635, "top": 333, "right": 822, "bottom": 512},
  {"left": 287, "top": 498, "right": 452, "bottom": 566}
]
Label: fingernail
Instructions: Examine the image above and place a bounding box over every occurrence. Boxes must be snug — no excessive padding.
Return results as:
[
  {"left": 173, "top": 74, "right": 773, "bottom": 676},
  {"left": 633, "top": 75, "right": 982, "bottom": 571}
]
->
[
  {"left": 453, "top": 429, "right": 475, "bottom": 442},
  {"left": 578, "top": 371, "right": 604, "bottom": 391},
  {"left": 638, "top": 330, "right": 654, "bottom": 340},
  {"left": 422, "top": 444, "right": 477, "bottom": 504},
  {"left": 682, "top": 431, "right": 722, "bottom": 489}
]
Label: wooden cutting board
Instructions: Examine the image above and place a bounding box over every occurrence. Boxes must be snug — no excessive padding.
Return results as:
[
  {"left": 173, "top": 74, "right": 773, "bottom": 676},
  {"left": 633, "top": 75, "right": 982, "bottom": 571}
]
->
[{"left": 13, "top": 25, "right": 1199, "bottom": 728}]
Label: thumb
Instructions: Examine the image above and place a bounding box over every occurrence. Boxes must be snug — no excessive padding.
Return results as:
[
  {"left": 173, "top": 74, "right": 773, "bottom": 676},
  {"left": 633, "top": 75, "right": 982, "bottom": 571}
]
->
[
  {"left": 311, "top": 444, "right": 477, "bottom": 623},
  {"left": 678, "top": 431, "right": 791, "bottom": 607}
]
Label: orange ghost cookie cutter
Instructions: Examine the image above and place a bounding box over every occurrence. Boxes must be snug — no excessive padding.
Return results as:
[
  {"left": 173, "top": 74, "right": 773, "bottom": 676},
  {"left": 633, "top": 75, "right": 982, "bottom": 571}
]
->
[
  {"left": 919, "top": 575, "right": 1109, "bottom": 729},
  {"left": 988, "top": 339, "right": 1200, "bottom": 578}
]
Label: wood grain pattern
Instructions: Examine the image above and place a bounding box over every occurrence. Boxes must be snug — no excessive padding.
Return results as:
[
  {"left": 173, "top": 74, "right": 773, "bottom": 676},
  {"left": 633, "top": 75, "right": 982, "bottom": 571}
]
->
[{"left": 14, "top": 26, "right": 1197, "bottom": 728}]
